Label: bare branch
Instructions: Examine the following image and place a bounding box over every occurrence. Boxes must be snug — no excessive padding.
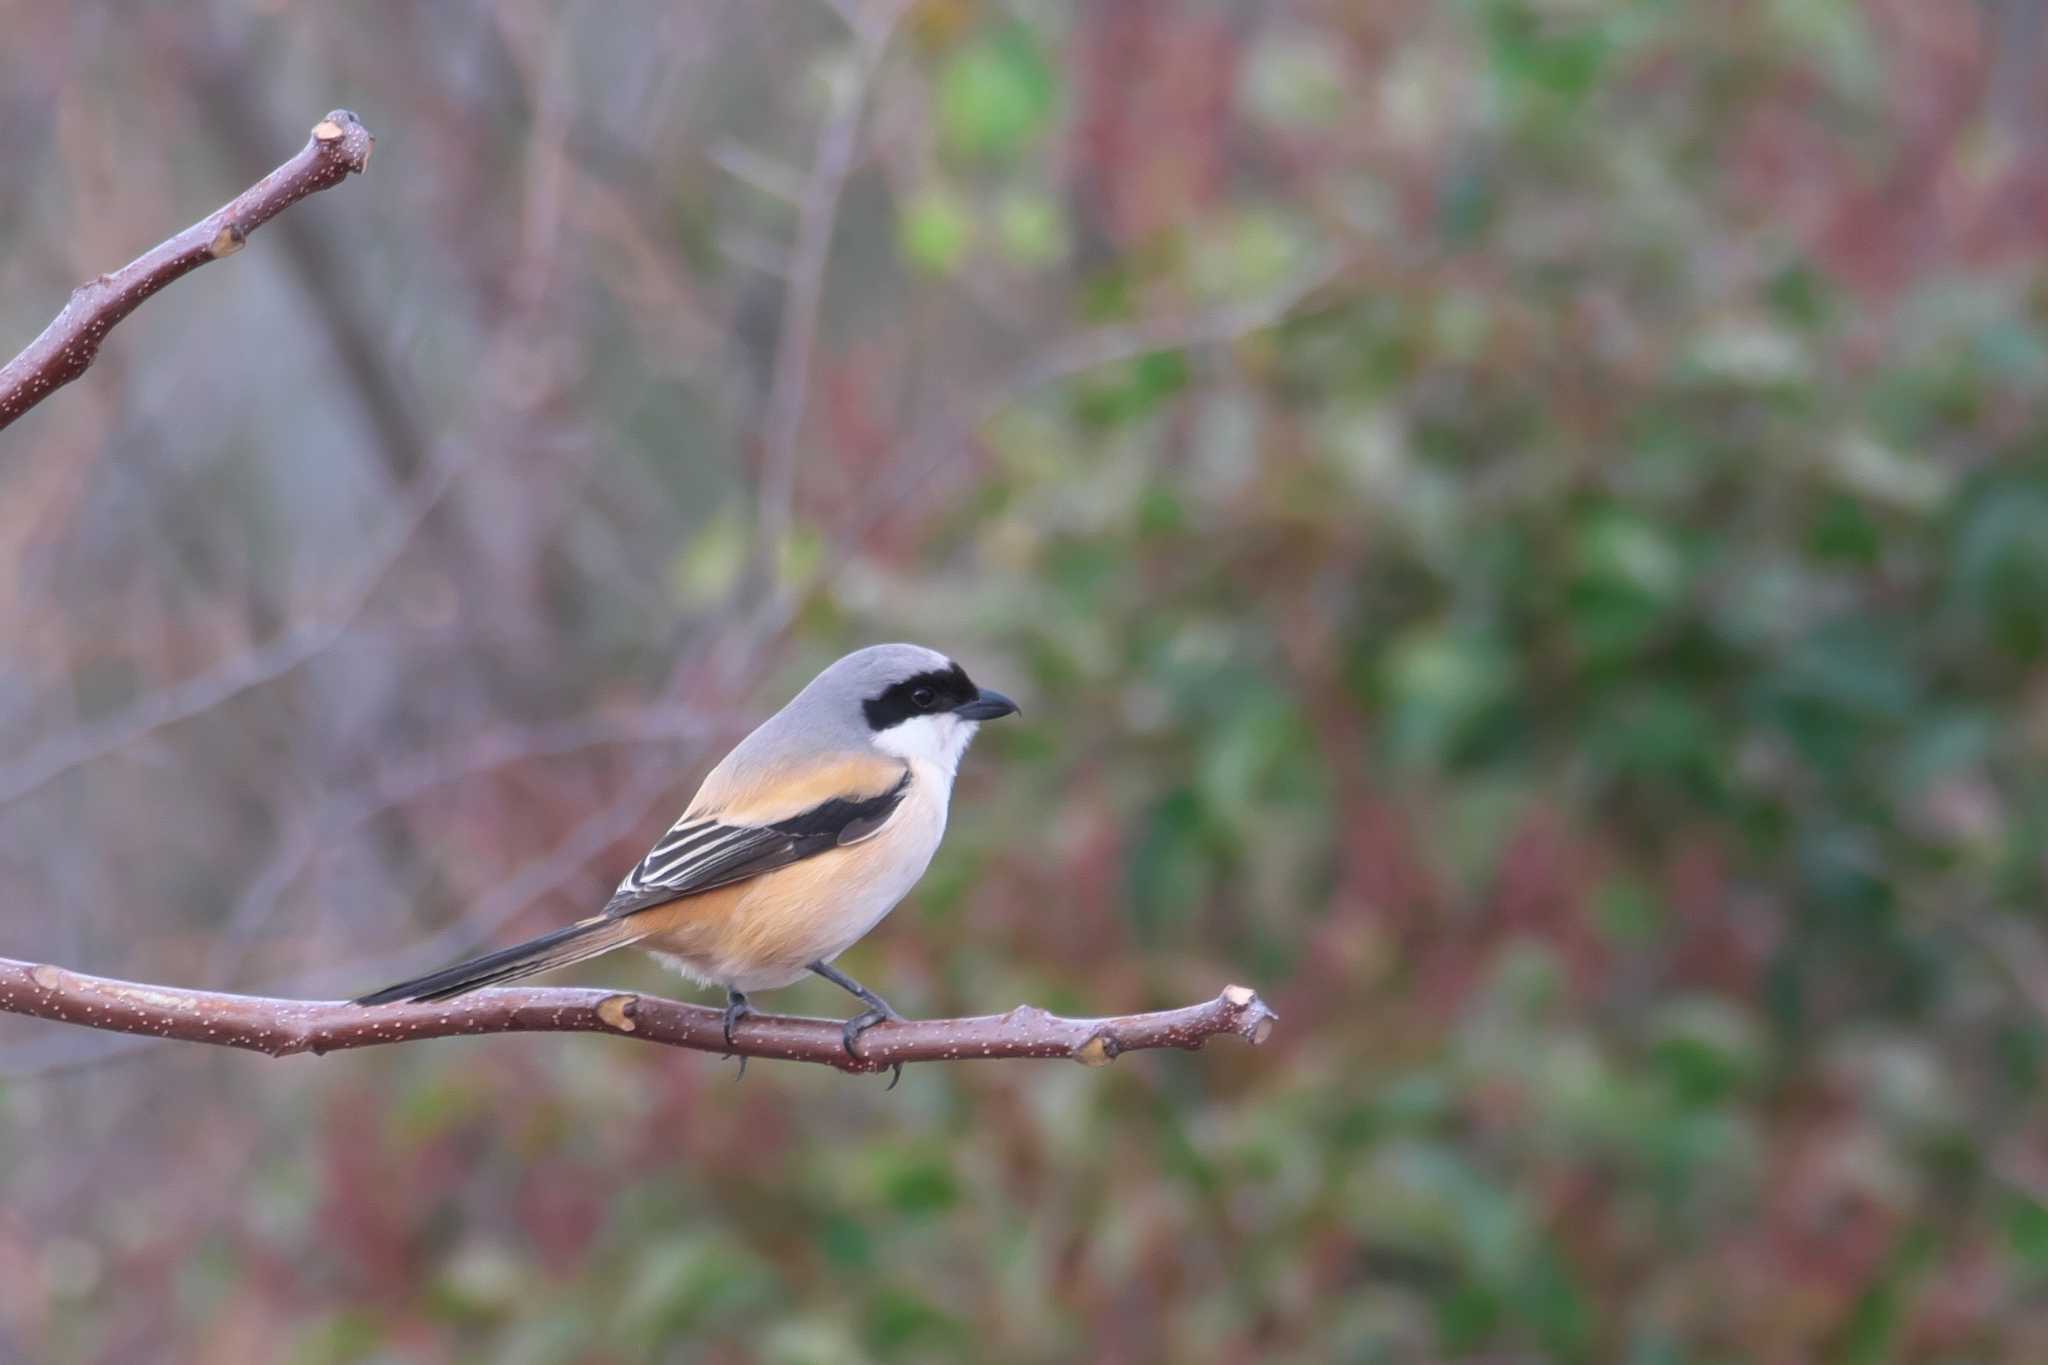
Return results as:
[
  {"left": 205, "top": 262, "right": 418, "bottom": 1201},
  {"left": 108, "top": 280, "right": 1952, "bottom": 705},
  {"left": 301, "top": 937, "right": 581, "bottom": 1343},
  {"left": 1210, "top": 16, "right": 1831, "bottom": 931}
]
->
[
  {"left": 0, "top": 955, "right": 1277, "bottom": 1075},
  {"left": 0, "top": 110, "right": 376, "bottom": 433}
]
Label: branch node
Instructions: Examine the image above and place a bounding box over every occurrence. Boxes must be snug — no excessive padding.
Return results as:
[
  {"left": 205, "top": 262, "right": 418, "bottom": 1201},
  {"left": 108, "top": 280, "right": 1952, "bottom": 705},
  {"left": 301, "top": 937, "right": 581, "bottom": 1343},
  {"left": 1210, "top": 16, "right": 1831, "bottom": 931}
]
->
[
  {"left": 1073, "top": 1033, "right": 1118, "bottom": 1067},
  {"left": 209, "top": 222, "right": 247, "bottom": 258},
  {"left": 596, "top": 993, "right": 638, "bottom": 1033}
]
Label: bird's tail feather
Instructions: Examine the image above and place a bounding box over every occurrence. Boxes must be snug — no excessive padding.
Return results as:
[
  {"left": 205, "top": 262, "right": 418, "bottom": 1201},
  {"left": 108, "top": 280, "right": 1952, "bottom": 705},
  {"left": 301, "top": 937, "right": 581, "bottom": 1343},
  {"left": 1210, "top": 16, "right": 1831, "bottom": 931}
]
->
[{"left": 353, "top": 915, "right": 644, "bottom": 1005}]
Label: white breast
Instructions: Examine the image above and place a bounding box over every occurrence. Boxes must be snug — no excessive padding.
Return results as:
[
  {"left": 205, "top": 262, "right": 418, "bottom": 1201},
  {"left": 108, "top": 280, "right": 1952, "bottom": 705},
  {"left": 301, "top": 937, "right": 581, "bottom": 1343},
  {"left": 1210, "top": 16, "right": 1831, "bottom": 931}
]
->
[{"left": 820, "top": 757, "right": 951, "bottom": 952}]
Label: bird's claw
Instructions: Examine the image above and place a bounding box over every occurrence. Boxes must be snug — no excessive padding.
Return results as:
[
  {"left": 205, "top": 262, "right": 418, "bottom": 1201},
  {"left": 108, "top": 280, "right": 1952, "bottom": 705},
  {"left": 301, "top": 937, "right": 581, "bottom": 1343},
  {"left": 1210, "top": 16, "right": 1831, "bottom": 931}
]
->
[
  {"left": 722, "top": 991, "right": 756, "bottom": 1081},
  {"left": 841, "top": 1005, "right": 904, "bottom": 1090},
  {"left": 722, "top": 991, "right": 755, "bottom": 1049}
]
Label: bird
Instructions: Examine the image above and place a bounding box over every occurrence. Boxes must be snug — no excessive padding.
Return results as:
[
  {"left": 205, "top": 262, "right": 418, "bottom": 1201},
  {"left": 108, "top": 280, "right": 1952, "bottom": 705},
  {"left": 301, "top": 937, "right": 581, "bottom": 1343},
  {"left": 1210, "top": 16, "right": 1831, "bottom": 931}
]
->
[{"left": 355, "top": 643, "right": 1017, "bottom": 1084}]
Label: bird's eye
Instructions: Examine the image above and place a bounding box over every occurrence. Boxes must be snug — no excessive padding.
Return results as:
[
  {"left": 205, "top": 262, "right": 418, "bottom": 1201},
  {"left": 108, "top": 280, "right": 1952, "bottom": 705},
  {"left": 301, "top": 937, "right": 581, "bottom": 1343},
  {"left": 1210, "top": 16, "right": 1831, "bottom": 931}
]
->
[{"left": 911, "top": 687, "right": 936, "bottom": 710}]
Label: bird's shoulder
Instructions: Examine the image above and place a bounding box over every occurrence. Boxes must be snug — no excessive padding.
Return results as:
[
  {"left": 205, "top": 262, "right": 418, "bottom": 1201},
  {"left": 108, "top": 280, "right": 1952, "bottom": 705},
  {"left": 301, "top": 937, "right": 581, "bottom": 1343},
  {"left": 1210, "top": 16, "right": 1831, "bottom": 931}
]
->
[{"left": 686, "top": 746, "right": 910, "bottom": 827}]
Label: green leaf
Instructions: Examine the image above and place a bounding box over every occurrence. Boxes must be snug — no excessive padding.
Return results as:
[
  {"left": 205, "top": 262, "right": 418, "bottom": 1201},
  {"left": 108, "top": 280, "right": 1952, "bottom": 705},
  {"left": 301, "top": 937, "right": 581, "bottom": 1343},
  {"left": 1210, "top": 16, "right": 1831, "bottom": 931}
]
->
[
  {"left": 1952, "top": 476, "right": 2048, "bottom": 661},
  {"left": 880, "top": 1153, "right": 960, "bottom": 1215},
  {"left": 1071, "top": 350, "right": 1190, "bottom": 427},
  {"left": 864, "top": 1288, "right": 966, "bottom": 1353},
  {"left": 1127, "top": 787, "right": 1216, "bottom": 942},
  {"left": 935, "top": 26, "right": 1056, "bottom": 162},
  {"left": 668, "top": 506, "right": 750, "bottom": 606},
  {"left": 2009, "top": 1194, "right": 2048, "bottom": 1271},
  {"left": 1380, "top": 626, "right": 1516, "bottom": 768},
  {"left": 898, "top": 185, "right": 973, "bottom": 276},
  {"left": 1478, "top": 0, "right": 1613, "bottom": 102}
]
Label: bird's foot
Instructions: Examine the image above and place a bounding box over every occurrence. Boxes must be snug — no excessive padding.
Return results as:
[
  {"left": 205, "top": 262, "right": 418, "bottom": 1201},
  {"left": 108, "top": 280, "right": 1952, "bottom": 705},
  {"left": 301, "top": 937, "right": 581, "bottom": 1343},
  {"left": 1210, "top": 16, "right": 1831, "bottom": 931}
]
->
[
  {"left": 809, "top": 961, "right": 906, "bottom": 1089},
  {"left": 723, "top": 990, "right": 757, "bottom": 1082},
  {"left": 842, "top": 1004, "right": 905, "bottom": 1090},
  {"left": 722, "top": 990, "right": 756, "bottom": 1048}
]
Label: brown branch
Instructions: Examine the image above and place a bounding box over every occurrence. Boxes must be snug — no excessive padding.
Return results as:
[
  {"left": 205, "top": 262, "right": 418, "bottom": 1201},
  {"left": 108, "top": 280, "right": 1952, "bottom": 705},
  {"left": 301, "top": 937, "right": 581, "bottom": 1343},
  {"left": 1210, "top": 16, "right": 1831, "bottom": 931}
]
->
[
  {"left": 0, "top": 109, "right": 375, "bottom": 433},
  {"left": 0, "top": 955, "right": 1277, "bottom": 1074}
]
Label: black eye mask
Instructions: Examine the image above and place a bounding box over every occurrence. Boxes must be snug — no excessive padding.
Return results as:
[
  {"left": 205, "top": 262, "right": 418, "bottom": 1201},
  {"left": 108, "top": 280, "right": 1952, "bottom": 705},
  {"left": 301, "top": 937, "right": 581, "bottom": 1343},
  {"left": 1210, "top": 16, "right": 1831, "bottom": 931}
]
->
[{"left": 863, "top": 664, "right": 979, "bottom": 731}]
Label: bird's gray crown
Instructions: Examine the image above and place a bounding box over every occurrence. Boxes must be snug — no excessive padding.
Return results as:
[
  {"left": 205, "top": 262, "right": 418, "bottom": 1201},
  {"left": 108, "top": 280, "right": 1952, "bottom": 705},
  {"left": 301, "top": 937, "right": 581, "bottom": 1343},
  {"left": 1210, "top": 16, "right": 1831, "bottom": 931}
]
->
[
  {"left": 733, "top": 643, "right": 961, "bottom": 762},
  {"left": 801, "top": 643, "right": 955, "bottom": 703}
]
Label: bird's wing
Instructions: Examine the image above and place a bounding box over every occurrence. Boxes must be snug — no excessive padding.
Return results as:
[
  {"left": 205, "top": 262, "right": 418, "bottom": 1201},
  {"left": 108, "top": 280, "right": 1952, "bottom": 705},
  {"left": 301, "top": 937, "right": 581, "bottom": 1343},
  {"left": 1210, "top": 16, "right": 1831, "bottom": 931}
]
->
[{"left": 602, "top": 766, "right": 910, "bottom": 919}]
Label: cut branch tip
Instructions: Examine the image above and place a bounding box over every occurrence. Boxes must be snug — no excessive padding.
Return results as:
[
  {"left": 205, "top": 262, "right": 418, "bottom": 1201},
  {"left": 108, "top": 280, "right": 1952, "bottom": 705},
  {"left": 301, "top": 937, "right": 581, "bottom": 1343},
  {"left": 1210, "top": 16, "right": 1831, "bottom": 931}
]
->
[{"left": 0, "top": 107, "right": 377, "bottom": 432}]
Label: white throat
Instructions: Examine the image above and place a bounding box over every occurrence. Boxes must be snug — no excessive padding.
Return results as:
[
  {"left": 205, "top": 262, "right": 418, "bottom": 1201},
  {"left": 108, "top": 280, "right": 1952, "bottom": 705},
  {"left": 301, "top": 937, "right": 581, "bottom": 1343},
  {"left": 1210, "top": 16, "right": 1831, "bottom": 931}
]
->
[{"left": 873, "top": 713, "right": 977, "bottom": 781}]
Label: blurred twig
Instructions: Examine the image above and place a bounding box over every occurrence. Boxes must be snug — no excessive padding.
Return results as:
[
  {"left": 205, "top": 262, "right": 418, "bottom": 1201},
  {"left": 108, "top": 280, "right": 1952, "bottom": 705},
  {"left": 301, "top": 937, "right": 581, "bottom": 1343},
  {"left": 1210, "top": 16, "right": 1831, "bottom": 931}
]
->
[
  {"left": 866, "top": 256, "right": 1352, "bottom": 531},
  {"left": 0, "top": 440, "right": 470, "bottom": 806},
  {"left": 0, "top": 110, "right": 375, "bottom": 433},
  {"left": 1959, "top": 913, "right": 2048, "bottom": 1029},
  {"left": 0, "top": 956, "right": 1277, "bottom": 1074},
  {"left": 277, "top": 762, "right": 682, "bottom": 996},
  {"left": 754, "top": 0, "right": 911, "bottom": 560},
  {"left": 987, "top": 257, "right": 1347, "bottom": 409}
]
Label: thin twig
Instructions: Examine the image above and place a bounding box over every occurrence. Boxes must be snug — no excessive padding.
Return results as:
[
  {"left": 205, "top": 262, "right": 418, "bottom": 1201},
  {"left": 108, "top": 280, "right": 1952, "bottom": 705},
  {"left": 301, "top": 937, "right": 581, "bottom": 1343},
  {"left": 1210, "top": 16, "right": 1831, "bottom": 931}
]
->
[
  {"left": 298, "top": 765, "right": 682, "bottom": 993},
  {"left": 864, "top": 256, "right": 1352, "bottom": 537},
  {"left": 983, "top": 256, "right": 1348, "bottom": 430},
  {"left": 0, "top": 955, "right": 1277, "bottom": 1074},
  {"left": 0, "top": 110, "right": 375, "bottom": 433},
  {"left": 754, "top": 0, "right": 909, "bottom": 558},
  {"left": 709, "top": 141, "right": 807, "bottom": 204},
  {"left": 1958, "top": 913, "right": 2048, "bottom": 1030},
  {"left": 0, "top": 440, "right": 470, "bottom": 806}
]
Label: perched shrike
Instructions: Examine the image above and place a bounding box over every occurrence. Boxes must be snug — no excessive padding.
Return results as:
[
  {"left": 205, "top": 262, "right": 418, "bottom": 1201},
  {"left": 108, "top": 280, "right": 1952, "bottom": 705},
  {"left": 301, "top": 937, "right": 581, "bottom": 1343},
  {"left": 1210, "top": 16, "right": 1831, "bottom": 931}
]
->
[{"left": 356, "top": 644, "right": 1017, "bottom": 1080}]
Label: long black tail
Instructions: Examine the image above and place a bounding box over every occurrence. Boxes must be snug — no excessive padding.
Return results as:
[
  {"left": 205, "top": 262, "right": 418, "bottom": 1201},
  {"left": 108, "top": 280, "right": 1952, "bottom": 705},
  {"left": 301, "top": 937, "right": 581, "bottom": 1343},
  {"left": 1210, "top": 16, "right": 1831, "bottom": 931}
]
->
[{"left": 353, "top": 915, "right": 642, "bottom": 1005}]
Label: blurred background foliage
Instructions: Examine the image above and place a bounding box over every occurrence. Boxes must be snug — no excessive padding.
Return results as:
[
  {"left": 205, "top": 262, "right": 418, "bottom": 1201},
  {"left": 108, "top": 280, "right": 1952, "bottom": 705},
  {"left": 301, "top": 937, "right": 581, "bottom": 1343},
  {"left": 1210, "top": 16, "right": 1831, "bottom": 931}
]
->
[{"left": 5, "top": 0, "right": 2048, "bottom": 1360}]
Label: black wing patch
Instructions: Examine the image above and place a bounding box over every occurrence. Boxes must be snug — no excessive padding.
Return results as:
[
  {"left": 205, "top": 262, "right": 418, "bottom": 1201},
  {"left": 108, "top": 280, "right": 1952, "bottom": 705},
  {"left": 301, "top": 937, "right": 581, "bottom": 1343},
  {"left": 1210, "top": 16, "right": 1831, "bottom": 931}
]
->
[{"left": 602, "top": 772, "right": 911, "bottom": 919}]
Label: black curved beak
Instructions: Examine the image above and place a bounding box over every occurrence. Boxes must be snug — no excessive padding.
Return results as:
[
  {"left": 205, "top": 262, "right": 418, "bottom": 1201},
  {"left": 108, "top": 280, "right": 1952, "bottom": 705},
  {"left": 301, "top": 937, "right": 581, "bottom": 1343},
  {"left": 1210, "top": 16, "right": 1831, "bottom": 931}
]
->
[{"left": 954, "top": 687, "right": 1019, "bottom": 721}]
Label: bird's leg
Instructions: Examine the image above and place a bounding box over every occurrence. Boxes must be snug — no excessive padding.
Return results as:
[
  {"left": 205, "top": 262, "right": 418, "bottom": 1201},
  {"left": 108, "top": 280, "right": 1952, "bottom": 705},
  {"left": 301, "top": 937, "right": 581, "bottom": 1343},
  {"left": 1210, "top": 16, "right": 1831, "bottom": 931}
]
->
[
  {"left": 722, "top": 989, "right": 757, "bottom": 1047},
  {"left": 722, "top": 989, "right": 756, "bottom": 1082},
  {"left": 809, "top": 960, "right": 902, "bottom": 1044},
  {"left": 809, "top": 960, "right": 905, "bottom": 1089}
]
